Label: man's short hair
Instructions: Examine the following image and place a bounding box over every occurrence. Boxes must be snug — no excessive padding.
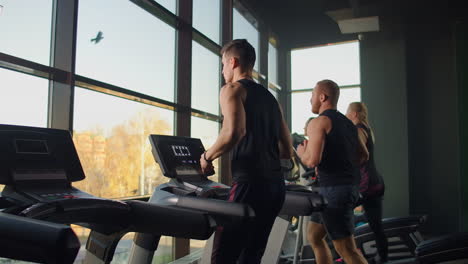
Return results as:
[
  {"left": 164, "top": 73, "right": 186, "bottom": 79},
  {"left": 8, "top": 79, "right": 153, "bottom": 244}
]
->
[
  {"left": 317, "top": 79, "right": 340, "bottom": 106},
  {"left": 220, "top": 39, "right": 256, "bottom": 71}
]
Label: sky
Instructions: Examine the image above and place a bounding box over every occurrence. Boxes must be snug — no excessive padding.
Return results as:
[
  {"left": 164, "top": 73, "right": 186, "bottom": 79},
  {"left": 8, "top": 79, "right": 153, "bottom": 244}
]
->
[{"left": 0, "top": 0, "right": 361, "bottom": 137}]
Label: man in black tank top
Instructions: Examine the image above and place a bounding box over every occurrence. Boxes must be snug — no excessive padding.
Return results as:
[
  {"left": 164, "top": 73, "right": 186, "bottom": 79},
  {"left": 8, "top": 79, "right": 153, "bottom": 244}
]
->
[
  {"left": 296, "top": 80, "right": 368, "bottom": 264},
  {"left": 199, "top": 39, "right": 292, "bottom": 264}
]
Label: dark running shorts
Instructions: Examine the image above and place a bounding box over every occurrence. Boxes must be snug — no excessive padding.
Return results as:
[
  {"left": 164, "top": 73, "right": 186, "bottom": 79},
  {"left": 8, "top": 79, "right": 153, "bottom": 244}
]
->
[{"left": 310, "top": 184, "right": 359, "bottom": 240}]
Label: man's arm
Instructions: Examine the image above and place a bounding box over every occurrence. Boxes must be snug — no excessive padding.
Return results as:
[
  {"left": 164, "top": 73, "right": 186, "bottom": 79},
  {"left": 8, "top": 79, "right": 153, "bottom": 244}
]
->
[
  {"left": 357, "top": 127, "right": 369, "bottom": 165},
  {"left": 204, "top": 83, "right": 246, "bottom": 161},
  {"left": 296, "top": 116, "right": 329, "bottom": 168},
  {"left": 278, "top": 104, "right": 293, "bottom": 159}
]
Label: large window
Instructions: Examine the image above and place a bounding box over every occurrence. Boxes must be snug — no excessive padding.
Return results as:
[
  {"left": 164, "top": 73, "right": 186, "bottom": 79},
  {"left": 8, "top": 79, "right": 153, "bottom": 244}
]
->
[
  {"left": 73, "top": 87, "right": 174, "bottom": 199},
  {"left": 191, "top": 41, "right": 220, "bottom": 115},
  {"left": 268, "top": 42, "right": 278, "bottom": 85},
  {"left": 76, "top": 0, "right": 176, "bottom": 102},
  {"left": 268, "top": 41, "right": 279, "bottom": 99},
  {"left": 0, "top": 0, "right": 263, "bottom": 261},
  {"left": 0, "top": 69, "right": 48, "bottom": 127},
  {"left": 291, "top": 41, "right": 361, "bottom": 134},
  {"left": 291, "top": 92, "right": 314, "bottom": 135},
  {"left": 233, "top": 8, "right": 259, "bottom": 72},
  {"left": 0, "top": 0, "right": 53, "bottom": 65},
  {"left": 338, "top": 88, "right": 362, "bottom": 114},
  {"left": 193, "top": 0, "right": 220, "bottom": 43},
  {"left": 291, "top": 41, "right": 360, "bottom": 90}
]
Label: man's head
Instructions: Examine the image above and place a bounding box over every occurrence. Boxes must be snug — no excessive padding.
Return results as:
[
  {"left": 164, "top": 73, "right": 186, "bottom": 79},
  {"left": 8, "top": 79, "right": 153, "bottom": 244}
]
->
[
  {"left": 310, "top": 79, "right": 340, "bottom": 114},
  {"left": 220, "top": 39, "right": 256, "bottom": 83}
]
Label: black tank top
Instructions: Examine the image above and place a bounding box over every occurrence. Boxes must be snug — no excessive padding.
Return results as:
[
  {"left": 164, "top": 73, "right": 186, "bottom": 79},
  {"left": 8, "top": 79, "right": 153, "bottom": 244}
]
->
[
  {"left": 317, "top": 109, "right": 360, "bottom": 186},
  {"left": 231, "top": 79, "right": 282, "bottom": 182},
  {"left": 357, "top": 124, "right": 385, "bottom": 196}
]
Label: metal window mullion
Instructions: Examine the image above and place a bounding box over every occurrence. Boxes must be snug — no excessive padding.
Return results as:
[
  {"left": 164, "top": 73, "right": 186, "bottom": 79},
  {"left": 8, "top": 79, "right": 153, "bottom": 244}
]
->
[
  {"left": 173, "top": 0, "right": 193, "bottom": 260},
  {"left": 130, "top": 0, "right": 178, "bottom": 29},
  {"left": 74, "top": 75, "right": 178, "bottom": 111},
  {"left": 48, "top": 0, "right": 78, "bottom": 131},
  {"left": 0, "top": 52, "right": 54, "bottom": 80},
  {"left": 258, "top": 22, "right": 269, "bottom": 88},
  {"left": 278, "top": 47, "right": 292, "bottom": 128},
  {"left": 290, "top": 84, "right": 361, "bottom": 93},
  {"left": 192, "top": 29, "right": 221, "bottom": 55}
]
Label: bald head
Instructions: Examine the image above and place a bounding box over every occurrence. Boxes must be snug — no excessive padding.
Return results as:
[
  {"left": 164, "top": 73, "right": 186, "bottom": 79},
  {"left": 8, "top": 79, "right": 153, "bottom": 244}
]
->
[{"left": 316, "top": 79, "right": 340, "bottom": 107}]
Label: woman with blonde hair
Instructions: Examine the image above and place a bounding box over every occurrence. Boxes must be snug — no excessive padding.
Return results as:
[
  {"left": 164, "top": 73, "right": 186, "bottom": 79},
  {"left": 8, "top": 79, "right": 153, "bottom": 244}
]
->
[{"left": 346, "top": 102, "right": 388, "bottom": 263}]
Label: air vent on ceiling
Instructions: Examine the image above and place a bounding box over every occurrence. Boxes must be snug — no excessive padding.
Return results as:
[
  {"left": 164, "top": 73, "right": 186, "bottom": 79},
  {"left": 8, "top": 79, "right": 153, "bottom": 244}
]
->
[{"left": 338, "top": 16, "right": 380, "bottom": 34}]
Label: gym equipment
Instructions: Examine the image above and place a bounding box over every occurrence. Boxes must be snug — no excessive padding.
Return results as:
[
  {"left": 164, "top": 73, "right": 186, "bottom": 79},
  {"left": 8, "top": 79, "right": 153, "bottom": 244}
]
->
[
  {"left": 388, "top": 232, "right": 468, "bottom": 264},
  {"left": 129, "top": 135, "right": 327, "bottom": 264},
  {"left": 0, "top": 124, "right": 231, "bottom": 264},
  {"left": 0, "top": 212, "right": 80, "bottom": 264}
]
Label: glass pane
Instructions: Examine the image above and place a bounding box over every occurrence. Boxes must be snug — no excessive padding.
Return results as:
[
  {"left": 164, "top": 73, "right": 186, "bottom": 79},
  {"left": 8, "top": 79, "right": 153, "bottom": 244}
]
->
[
  {"left": 0, "top": 0, "right": 52, "bottom": 65},
  {"left": 233, "top": 8, "right": 259, "bottom": 71},
  {"left": 337, "top": 87, "right": 361, "bottom": 114},
  {"left": 291, "top": 91, "right": 316, "bottom": 135},
  {"left": 76, "top": 0, "right": 175, "bottom": 102},
  {"left": 192, "top": 41, "right": 220, "bottom": 115},
  {"left": 291, "top": 41, "right": 360, "bottom": 89},
  {"left": 0, "top": 69, "right": 48, "bottom": 127},
  {"left": 153, "top": 0, "right": 176, "bottom": 14},
  {"left": 73, "top": 87, "right": 174, "bottom": 199},
  {"left": 193, "top": 0, "right": 220, "bottom": 43},
  {"left": 268, "top": 43, "right": 278, "bottom": 85}
]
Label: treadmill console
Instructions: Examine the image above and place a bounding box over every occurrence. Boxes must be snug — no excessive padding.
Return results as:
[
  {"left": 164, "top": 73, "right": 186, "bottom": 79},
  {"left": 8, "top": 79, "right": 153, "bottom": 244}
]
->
[
  {"left": 0, "top": 124, "right": 85, "bottom": 185},
  {"left": 149, "top": 135, "right": 207, "bottom": 179},
  {"left": 149, "top": 135, "right": 230, "bottom": 199}
]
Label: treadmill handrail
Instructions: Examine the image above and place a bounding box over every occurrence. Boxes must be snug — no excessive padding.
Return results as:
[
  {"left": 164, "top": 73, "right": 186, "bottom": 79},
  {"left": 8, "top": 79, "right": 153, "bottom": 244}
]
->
[
  {"left": 19, "top": 198, "right": 132, "bottom": 226},
  {"left": 0, "top": 212, "right": 80, "bottom": 264},
  {"left": 159, "top": 195, "right": 255, "bottom": 219},
  {"left": 279, "top": 191, "right": 327, "bottom": 216},
  {"left": 126, "top": 200, "right": 216, "bottom": 240}
]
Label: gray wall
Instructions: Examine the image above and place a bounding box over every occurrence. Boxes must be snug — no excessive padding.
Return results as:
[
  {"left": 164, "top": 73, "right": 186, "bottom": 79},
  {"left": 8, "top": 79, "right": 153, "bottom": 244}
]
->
[
  {"left": 360, "top": 19, "right": 410, "bottom": 218},
  {"left": 406, "top": 18, "right": 461, "bottom": 235},
  {"left": 360, "top": 13, "right": 462, "bottom": 234}
]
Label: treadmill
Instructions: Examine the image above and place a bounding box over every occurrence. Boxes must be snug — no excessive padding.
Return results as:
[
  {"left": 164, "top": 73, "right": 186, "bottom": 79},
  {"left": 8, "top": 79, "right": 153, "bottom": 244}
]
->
[
  {"left": 354, "top": 215, "right": 427, "bottom": 262},
  {"left": 388, "top": 232, "right": 468, "bottom": 264},
  {"left": 0, "top": 124, "right": 233, "bottom": 264},
  {"left": 129, "top": 135, "right": 327, "bottom": 264}
]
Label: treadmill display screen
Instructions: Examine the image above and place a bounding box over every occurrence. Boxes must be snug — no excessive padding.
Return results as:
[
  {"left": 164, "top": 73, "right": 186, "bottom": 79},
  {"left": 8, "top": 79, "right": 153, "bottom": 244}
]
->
[
  {"left": 15, "top": 139, "right": 49, "bottom": 154},
  {"left": 149, "top": 135, "right": 206, "bottom": 178}
]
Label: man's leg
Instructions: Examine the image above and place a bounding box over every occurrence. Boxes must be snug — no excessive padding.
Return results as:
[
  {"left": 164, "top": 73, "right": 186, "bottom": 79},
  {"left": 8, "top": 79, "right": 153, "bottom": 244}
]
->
[
  {"left": 307, "top": 221, "right": 333, "bottom": 264},
  {"left": 319, "top": 185, "right": 366, "bottom": 263},
  {"left": 332, "top": 235, "right": 368, "bottom": 264},
  {"left": 211, "top": 182, "right": 248, "bottom": 264},
  {"left": 237, "top": 180, "right": 286, "bottom": 264},
  {"left": 237, "top": 211, "right": 276, "bottom": 264},
  {"left": 211, "top": 224, "right": 246, "bottom": 264}
]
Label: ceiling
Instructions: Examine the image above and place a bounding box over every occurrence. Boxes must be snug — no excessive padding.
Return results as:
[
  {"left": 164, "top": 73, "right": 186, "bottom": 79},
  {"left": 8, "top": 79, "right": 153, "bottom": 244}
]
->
[{"left": 239, "top": 0, "right": 467, "bottom": 49}]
